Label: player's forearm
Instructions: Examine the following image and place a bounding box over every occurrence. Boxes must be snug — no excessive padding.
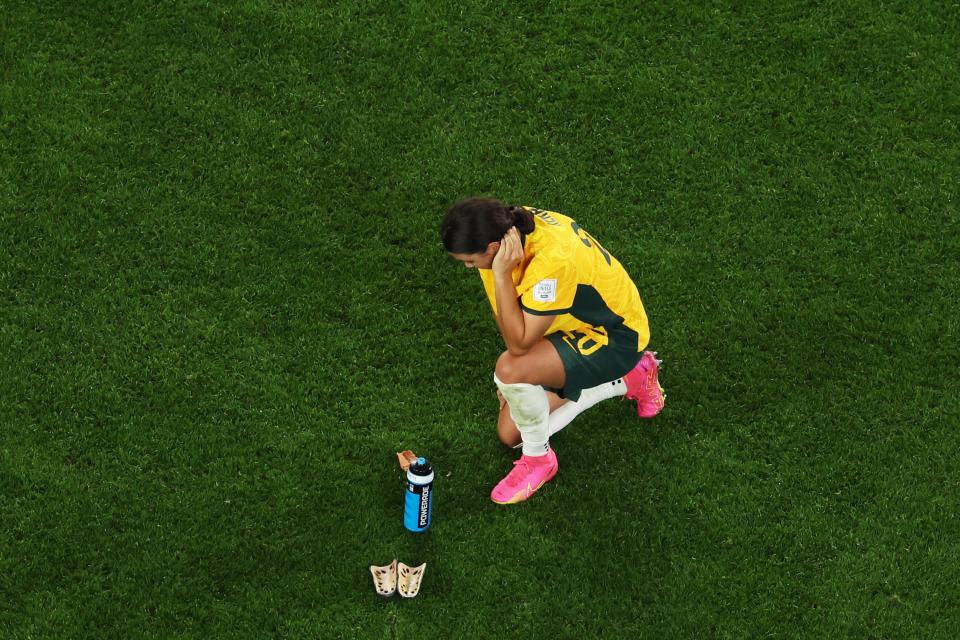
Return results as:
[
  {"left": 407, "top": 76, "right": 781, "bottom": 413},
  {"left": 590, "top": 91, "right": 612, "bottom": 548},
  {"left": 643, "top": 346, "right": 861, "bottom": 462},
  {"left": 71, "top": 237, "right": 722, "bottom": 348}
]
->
[{"left": 493, "top": 273, "right": 527, "bottom": 355}]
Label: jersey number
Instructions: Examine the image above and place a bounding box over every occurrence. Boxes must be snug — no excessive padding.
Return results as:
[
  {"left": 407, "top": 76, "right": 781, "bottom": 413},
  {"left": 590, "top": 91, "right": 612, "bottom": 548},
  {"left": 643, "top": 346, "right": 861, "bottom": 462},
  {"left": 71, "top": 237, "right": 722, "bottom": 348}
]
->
[
  {"left": 562, "top": 327, "right": 609, "bottom": 356},
  {"left": 571, "top": 222, "right": 612, "bottom": 265}
]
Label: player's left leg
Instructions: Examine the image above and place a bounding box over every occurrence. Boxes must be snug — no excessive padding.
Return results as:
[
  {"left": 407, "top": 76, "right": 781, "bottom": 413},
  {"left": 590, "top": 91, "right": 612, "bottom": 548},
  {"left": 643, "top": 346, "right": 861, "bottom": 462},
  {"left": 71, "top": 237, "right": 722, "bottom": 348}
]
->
[
  {"left": 490, "top": 339, "right": 564, "bottom": 504},
  {"left": 497, "top": 390, "right": 567, "bottom": 448},
  {"left": 498, "top": 379, "right": 629, "bottom": 449}
]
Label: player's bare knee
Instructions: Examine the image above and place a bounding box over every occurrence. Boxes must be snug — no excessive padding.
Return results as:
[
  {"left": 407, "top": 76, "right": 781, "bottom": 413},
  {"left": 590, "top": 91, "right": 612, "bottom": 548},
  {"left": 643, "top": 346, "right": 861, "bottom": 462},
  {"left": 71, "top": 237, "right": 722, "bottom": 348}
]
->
[
  {"left": 494, "top": 352, "right": 527, "bottom": 385},
  {"left": 497, "top": 420, "right": 521, "bottom": 448},
  {"left": 496, "top": 396, "right": 521, "bottom": 447}
]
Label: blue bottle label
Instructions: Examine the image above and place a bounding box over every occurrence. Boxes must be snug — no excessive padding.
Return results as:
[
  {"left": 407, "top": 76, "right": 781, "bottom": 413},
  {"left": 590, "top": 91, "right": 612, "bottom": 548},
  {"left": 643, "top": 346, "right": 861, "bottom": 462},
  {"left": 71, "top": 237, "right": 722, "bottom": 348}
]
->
[{"left": 404, "top": 481, "right": 432, "bottom": 531}]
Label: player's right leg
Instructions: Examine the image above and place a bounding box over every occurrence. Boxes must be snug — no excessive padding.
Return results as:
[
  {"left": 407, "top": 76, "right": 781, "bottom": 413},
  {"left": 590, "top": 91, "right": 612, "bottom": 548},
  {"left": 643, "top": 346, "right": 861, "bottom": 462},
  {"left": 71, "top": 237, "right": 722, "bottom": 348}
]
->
[{"left": 623, "top": 351, "right": 666, "bottom": 418}]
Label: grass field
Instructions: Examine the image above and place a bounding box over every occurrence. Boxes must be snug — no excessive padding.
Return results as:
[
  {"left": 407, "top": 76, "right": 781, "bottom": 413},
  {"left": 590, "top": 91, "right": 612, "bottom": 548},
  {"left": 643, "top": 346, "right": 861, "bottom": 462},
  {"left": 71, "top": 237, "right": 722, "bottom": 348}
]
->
[{"left": 3, "top": 1, "right": 959, "bottom": 638}]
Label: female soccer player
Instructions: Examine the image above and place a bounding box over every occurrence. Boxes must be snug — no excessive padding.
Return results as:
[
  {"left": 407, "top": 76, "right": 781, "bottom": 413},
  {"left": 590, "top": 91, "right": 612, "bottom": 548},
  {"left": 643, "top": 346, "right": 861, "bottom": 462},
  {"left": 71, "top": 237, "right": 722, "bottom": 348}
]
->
[{"left": 441, "top": 197, "right": 665, "bottom": 504}]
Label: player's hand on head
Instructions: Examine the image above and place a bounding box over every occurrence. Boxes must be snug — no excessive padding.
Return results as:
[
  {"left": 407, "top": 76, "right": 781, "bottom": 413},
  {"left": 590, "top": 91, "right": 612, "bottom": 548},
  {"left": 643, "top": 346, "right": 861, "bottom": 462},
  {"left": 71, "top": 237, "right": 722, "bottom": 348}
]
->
[{"left": 492, "top": 227, "right": 523, "bottom": 276}]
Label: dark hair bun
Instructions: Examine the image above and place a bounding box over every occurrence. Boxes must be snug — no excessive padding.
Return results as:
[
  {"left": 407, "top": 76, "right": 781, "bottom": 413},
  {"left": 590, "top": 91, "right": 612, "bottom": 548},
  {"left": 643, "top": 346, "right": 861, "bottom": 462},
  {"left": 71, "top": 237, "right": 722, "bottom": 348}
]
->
[{"left": 507, "top": 205, "right": 535, "bottom": 234}]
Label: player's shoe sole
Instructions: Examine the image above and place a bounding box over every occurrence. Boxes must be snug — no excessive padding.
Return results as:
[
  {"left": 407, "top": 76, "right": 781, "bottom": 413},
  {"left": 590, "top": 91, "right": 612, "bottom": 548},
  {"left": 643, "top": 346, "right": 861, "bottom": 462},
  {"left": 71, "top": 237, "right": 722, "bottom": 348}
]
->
[{"left": 624, "top": 350, "right": 666, "bottom": 418}]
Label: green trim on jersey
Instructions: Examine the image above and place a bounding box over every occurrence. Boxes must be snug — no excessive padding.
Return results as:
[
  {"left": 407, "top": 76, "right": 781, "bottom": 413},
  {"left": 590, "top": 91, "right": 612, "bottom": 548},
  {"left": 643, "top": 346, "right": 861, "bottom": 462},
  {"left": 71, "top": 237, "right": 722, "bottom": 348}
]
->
[
  {"left": 520, "top": 284, "right": 625, "bottom": 329},
  {"left": 568, "top": 284, "right": 626, "bottom": 328},
  {"left": 520, "top": 304, "right": 572, "bottom": 316}
]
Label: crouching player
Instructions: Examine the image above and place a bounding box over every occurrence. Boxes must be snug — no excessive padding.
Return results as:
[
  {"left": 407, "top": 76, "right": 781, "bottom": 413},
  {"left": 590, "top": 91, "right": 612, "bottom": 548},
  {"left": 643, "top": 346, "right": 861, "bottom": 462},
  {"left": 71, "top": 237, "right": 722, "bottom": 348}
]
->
[{"left": 440, "top": 198, "right": 665, "bottom": 504}]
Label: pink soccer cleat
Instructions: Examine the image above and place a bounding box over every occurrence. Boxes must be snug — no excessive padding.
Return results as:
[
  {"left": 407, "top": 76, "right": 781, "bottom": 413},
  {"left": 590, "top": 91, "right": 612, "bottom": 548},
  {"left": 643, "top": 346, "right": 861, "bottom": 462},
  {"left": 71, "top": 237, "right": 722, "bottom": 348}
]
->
[
  {"left": 624, "top": 350, "right": 666, "bottom": 418},
  {"left": 490, "top": 448, "right": 559, "bottom": 504}
]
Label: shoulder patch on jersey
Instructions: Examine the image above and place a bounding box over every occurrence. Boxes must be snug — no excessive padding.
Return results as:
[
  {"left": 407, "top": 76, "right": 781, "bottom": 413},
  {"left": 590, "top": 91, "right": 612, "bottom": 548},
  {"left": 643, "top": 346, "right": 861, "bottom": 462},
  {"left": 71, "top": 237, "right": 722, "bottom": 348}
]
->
[{"left": 533, "top": 278, "right": 558, "bottom": 303}]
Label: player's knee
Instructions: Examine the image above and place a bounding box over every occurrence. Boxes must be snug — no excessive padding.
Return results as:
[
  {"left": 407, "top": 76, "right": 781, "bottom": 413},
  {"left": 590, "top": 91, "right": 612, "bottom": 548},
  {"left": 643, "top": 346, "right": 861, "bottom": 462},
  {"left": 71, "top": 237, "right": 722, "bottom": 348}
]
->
[
  {"left": 494, "top": 351, "right": 527, "bottom": 385},
  {"left": 498, "top": 431, "right": 521, "bottom": 448},
  {"left": 497, "top": 412, "right": 521, "bottom": 448}
]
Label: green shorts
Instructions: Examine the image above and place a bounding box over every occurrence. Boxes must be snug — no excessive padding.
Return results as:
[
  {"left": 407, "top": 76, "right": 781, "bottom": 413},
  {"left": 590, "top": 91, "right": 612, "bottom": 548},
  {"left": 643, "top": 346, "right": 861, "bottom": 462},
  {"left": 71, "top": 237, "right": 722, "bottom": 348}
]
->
[{"left": 545, "top": 325, "right": 643, "bottom": 401}]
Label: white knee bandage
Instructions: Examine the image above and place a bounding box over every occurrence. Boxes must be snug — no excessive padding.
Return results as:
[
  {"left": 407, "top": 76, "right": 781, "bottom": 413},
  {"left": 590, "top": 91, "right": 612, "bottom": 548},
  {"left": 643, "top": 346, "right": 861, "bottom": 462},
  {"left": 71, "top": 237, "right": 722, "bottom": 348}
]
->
[{"left": 494, "top": 374, "right": 549, "bottom": 456}]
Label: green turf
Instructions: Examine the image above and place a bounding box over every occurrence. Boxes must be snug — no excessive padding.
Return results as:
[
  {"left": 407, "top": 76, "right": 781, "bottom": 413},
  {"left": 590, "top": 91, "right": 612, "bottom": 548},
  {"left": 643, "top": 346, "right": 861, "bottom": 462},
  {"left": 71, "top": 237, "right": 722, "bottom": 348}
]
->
[{"left": 2, "top": 1, "right": 959, "bottom": 637}]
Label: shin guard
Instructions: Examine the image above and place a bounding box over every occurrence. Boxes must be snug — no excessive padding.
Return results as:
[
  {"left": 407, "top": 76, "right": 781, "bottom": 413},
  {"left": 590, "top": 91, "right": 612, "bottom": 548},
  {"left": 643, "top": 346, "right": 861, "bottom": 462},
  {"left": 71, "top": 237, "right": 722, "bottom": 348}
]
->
[{"left": 494, "top": 374, "right": 549, "bottom": 456}]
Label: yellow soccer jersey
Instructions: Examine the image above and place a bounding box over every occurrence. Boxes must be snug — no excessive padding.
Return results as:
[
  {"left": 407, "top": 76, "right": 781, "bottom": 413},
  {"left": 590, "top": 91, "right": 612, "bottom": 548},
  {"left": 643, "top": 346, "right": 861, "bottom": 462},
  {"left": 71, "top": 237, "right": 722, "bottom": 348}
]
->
[{"left": 479, "top": 207, "right": 650, "bottom": 351}]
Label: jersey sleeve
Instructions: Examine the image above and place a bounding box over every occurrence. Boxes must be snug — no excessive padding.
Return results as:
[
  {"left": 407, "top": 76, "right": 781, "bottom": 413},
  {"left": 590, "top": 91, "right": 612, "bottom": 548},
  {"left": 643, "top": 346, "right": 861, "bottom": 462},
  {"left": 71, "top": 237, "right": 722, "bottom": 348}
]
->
[{"left": 518, "top": 259, "right": 576, "bottom": 315}]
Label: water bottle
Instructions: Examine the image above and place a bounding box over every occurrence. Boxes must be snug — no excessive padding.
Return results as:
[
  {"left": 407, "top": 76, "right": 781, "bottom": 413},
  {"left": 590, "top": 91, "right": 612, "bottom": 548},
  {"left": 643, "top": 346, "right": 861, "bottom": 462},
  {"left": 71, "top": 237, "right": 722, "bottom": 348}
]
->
[{"left": 403, "top": 457, "right": 434, "bottom": 532}]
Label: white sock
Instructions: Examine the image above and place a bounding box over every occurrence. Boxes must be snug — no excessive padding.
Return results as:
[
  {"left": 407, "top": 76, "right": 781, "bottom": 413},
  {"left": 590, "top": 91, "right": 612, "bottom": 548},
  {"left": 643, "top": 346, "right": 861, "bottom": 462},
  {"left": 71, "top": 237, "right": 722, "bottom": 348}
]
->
[
  {"left": 494, "top": 374, "right": 550, "bottom": 457},
  {"left": 548, "top": 377, "right": 627, "bottom": 437}
]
